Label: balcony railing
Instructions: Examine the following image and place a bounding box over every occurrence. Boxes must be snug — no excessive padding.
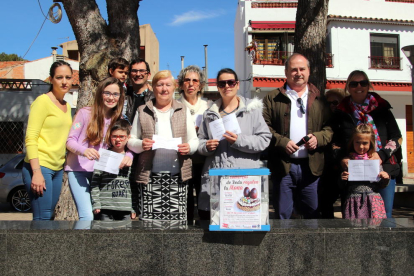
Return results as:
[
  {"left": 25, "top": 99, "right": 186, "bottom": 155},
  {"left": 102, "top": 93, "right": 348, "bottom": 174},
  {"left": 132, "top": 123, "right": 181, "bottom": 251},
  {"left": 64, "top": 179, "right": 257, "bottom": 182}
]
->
[
  {"left": 255, "top": 51, "right": 292, "bottom": 65},
  {"left": 369, "top": 56, "right": 402, "bottom": 70},
  {"left": 253, "top": 51, "right": 334, "bottom": 67},
  {"left": 252, "top": 1, "right": 298, "bottom": 8},
  {"left": 0, "top": 79, "right": 32, "bottom": 90}
]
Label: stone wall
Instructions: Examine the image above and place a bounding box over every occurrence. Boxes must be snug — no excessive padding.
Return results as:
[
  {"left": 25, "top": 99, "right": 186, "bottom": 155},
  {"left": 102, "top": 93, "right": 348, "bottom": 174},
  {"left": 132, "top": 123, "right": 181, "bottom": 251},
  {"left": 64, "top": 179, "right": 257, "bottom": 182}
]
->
[{"left": 2, "top": 218, "right": 414, "bottom": 275}]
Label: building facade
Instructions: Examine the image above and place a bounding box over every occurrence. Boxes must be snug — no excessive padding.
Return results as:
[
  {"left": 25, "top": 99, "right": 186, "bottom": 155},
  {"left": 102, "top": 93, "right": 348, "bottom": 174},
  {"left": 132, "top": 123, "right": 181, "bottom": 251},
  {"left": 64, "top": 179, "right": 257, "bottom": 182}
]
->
[
  {"left": 235, "top": 0, "right": 414, "bottom": 176},
  {"left": 59, "top": 24, "right": 160, "bottom": 75}
]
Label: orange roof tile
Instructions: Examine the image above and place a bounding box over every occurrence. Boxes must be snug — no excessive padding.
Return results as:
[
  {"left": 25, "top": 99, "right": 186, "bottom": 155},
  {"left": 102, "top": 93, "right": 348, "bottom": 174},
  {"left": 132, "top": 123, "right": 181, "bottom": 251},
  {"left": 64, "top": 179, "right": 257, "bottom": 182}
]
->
[{"left": 0, "top": 61, "right": 27, "bottom": 70}]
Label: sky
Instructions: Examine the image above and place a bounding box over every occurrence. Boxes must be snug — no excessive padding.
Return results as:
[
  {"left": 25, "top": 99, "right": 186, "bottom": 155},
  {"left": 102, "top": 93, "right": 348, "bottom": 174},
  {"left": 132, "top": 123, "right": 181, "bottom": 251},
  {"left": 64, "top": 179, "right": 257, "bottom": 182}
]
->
[{"left": 0, "top": 0, "right": 237, "bottom": 79}]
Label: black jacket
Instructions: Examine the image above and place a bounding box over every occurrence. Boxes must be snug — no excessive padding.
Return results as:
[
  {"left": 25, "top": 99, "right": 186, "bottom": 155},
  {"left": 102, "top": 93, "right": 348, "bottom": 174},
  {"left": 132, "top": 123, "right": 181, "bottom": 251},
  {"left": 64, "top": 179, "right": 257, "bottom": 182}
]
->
[
  {"left": 125, "top": 86, "right": 154, "bottom": 123},
  {"left": 333, "top": 92, "right": 402, "bottom": 177}
]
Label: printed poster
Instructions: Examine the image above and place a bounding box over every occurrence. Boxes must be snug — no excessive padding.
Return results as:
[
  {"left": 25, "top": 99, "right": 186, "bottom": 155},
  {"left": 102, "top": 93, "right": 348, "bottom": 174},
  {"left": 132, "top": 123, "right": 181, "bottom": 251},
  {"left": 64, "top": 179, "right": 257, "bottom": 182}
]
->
[{"left": 219, "top": 175, "right": 261, "bottom": 230}]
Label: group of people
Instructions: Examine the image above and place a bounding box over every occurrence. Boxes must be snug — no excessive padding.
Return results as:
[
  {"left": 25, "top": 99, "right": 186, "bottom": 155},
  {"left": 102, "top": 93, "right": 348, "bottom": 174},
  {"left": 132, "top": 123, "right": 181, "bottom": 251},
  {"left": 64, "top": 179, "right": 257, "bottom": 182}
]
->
[{"left": 22, "top": 53, "right": 402, "bottom": 222}]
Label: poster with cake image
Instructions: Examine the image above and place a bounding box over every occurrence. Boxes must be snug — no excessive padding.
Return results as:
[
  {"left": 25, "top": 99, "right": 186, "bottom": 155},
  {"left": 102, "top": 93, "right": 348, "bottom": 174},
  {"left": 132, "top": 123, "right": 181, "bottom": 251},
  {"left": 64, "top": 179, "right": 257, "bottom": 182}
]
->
[{"left": 219, "top": 175, "right": 261, "bottom": 230}]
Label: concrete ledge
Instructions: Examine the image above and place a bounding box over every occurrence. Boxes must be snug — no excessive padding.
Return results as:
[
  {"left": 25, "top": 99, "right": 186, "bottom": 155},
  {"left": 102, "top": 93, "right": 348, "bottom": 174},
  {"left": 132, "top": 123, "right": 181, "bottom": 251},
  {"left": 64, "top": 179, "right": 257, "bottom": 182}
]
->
[
  {"left": 2, "top": 218, "right": 414, "bottom": 275},
  {"left": 396, "top": 183, "right": 414, "bottom": 192}
]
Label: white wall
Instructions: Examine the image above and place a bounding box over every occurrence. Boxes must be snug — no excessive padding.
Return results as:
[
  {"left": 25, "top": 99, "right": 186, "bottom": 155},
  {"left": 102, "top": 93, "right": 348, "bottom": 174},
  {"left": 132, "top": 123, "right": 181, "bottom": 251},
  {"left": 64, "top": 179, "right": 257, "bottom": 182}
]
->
[
  {"left": 329, "top": 0, "right": 414, "bottom": 20},
  {"left": 327, "top": 21, "right": 414, "bottom": 81},
  {"left": 24, "top": 56, "right": 79, "bottom": 81},
  {"left": 235, "top": 1, "right": 298, "bottom": 97}
]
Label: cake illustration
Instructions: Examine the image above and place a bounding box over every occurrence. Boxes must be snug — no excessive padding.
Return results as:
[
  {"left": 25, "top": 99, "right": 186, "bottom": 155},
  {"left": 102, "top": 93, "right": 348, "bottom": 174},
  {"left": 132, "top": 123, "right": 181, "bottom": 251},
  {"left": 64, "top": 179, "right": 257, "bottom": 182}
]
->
[{"left": 237, "top": 187, "right": 260, "bottom": 211}]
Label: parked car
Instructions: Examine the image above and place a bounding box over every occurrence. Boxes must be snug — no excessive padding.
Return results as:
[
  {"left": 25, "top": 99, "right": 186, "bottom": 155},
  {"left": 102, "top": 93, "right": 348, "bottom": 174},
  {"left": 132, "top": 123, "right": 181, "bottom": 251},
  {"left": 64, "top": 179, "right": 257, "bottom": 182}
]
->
[{"left": 0, "top": 154, "right": 31, "bottom": 212}]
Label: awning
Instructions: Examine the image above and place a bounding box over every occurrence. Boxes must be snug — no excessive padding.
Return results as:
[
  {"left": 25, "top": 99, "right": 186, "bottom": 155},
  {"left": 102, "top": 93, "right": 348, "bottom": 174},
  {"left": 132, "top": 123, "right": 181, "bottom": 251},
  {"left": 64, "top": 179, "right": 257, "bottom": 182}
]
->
[{"left": 250, "top": 21, "right": 296, "bottom": 29}]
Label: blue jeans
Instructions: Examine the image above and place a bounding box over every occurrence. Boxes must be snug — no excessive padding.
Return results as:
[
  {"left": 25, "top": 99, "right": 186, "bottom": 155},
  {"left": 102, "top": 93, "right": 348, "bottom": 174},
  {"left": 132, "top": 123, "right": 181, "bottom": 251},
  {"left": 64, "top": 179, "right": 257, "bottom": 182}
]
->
[
  {"left": 379, "top": 178, "right": 396, "bottom": 218},
  {"left": 273, "top": 160, "right": 320, "bottom": 219},
  {"left": 68, "top": 171, "right": 94, "bottom": 220},
  {"left": 22, "top": 162, "right": 63, "bottom": 220}
]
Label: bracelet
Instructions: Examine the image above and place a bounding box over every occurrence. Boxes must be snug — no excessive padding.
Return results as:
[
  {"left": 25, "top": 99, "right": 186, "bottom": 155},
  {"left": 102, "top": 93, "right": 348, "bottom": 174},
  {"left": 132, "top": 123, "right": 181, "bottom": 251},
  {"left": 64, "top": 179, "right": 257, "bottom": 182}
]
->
[{"left": 32, "top": 168, "right": 41, "bottom": 172}]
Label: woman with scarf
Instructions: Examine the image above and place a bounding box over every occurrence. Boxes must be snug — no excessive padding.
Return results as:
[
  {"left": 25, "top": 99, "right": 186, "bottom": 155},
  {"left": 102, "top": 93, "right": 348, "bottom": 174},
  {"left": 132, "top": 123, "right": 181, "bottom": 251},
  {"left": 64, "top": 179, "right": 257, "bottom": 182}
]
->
[{"left": 333, "top": 70, "right": 402, "bottom": 218}]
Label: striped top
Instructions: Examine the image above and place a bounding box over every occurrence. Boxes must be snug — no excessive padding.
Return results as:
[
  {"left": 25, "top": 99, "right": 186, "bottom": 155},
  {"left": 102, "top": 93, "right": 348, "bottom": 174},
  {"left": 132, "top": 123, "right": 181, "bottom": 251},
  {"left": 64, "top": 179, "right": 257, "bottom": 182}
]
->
[{"left": 90, "top": 167, "right": 137, "bottom": 213}]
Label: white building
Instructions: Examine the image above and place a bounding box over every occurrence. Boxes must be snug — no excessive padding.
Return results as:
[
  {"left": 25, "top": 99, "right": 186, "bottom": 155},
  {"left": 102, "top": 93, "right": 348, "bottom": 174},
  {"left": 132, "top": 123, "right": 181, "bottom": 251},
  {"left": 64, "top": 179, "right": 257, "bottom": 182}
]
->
[{"left": 235, "top": 0, "right": 414, "bottom": 176}]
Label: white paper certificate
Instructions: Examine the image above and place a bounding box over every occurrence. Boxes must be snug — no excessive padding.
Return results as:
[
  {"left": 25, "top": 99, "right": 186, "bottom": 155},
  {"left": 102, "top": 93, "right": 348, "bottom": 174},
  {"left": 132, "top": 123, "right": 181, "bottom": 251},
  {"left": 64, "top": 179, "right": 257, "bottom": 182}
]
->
[
  {"left": 195, "top": 114, "right": 203, "bottom": 127},
  {"left": 219, "top": 175, "right": 261, "bottom": 230},
  {"left": 348, "top": 159, "right": 380, "bottom": 181},
  {"left": 152, "top": 135, "right": 182, "bottom": 151},
  {"left": 209, "top": 113, "right": 241, "bottom": 140},
  {"left": 93, "top": 148, "right": 124, "bottom": 175}
]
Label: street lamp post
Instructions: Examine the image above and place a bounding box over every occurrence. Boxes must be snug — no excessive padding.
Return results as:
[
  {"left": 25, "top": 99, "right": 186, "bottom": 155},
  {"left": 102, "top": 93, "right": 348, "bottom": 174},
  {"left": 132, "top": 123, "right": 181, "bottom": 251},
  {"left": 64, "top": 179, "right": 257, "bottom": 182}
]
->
[
  {"left": 181, "top": 56, "right": 185, "bottom": 70},
  {"left": 203, "top": 45, "right": 208, "bottom": 91},
  {"left": 401, "top": 45, "right": 414, "bottom": 148}
]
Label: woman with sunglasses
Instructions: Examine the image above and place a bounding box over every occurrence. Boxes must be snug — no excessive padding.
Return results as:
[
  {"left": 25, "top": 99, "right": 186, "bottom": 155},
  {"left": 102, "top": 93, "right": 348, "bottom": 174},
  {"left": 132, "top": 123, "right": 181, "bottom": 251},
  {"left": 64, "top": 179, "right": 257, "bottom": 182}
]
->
[
  {"left": 197, "top": 68, "right": 271, "bottom": 220},
  {"left": 334, "top": 70, "right": 402, "bottom": 218},
  {"left": 177, "top": 65, "right": 212, "bottom": 220},
  {"left": 65, "top": 77, "right": 133, "bottom": 221}
]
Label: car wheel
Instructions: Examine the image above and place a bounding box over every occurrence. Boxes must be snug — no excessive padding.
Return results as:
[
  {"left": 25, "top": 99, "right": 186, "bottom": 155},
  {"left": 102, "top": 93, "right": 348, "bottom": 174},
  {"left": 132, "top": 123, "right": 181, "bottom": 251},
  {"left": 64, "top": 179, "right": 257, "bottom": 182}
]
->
[{"left": 10, "top": 187, "right": 31, "bottom": 212}]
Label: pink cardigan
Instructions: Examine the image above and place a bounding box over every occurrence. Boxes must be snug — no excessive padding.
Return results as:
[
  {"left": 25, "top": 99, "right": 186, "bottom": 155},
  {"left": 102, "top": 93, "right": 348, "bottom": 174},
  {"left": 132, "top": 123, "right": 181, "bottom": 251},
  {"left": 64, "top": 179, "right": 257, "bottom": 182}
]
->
[{"left": 65, "top": 107, "right": 133, "bottom": 172}]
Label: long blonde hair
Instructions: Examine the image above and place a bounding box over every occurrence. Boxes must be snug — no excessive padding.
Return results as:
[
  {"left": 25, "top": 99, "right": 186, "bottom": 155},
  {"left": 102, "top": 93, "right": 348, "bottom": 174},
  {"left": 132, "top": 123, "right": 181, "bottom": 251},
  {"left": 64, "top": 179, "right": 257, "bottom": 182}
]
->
[{"left": 86, "top": 77, "right": 124, "bottom": 146}]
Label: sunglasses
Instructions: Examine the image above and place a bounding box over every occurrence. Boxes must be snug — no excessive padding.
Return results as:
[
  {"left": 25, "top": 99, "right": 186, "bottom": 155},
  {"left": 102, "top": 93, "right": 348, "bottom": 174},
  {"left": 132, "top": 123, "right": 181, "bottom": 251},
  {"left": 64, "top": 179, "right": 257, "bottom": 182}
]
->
[
  {"left": 103, "top": 91, "right": 121, "bottom": 98},
  {"left": 217, "top": 79, "right": 238, "bottom": 88},
  {"left": 349, "top": 80, "right": 369, "bottom": 88},
  {"left": 297, "top": 98, "right": 305, "bottom": 115},
  {"left": 184, "top": 78, "right": 200, "bottom": 84},
  {"left": 328, "top": 100, "right": 339, "bottom": 106},
  {"left": 111, "top": 135, "right": 127, "bottom": 141}
]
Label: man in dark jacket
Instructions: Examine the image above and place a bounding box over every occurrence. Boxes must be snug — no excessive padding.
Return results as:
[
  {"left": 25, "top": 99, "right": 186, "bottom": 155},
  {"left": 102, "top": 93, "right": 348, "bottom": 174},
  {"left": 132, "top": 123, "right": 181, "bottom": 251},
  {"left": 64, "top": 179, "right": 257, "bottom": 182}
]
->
[
  {"left": 262, "top": 53, "right": 332, "bottom": 219},
  {"left": 125, "top": 58, "right": 154, "bottom": 123}
]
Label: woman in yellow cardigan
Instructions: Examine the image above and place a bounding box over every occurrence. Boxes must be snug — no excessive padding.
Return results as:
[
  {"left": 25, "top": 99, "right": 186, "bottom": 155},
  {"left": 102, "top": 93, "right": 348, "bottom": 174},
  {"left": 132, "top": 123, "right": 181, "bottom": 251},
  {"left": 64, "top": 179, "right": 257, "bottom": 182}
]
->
[{"left": 22, "top": 61, "right": 73, "bottom": 220}]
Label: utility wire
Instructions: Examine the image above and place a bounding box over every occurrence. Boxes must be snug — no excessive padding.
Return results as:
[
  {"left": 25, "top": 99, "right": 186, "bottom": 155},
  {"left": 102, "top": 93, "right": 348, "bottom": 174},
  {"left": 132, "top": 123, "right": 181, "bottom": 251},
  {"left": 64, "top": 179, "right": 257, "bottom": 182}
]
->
[
  {"left": 0, "top": 0, "right": 50, "bottom": 77},
  {"left": 37, "top": 0, "right": 49, "bottom": 19}
]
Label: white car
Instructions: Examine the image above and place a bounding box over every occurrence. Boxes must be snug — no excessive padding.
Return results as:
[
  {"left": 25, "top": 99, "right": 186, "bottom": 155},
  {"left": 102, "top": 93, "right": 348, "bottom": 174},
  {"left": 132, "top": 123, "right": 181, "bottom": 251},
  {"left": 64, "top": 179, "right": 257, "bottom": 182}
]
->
[{"left": 0, "top": 154, "right": 31, "bottom": 212}]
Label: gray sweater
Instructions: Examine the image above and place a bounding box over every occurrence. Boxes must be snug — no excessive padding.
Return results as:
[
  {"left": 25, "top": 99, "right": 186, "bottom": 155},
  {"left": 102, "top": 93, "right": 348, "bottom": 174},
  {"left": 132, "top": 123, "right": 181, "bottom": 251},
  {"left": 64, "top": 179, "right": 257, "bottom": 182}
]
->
[{"left": 197, "top": 96, "right": 271, "bottom": 211}]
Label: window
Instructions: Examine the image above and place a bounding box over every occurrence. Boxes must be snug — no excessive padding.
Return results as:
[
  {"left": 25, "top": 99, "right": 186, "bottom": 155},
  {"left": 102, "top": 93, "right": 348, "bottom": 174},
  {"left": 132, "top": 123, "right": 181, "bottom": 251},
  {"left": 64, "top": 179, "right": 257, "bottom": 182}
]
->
[
  {"left": 0, "top": 122, "right": 24, "bottom": 154},
  {"left": 253, "top": 33, "right": 294, "bottom": 64},
  {"left": 370, "top": 34, "right": 401, "bottom": 69}
]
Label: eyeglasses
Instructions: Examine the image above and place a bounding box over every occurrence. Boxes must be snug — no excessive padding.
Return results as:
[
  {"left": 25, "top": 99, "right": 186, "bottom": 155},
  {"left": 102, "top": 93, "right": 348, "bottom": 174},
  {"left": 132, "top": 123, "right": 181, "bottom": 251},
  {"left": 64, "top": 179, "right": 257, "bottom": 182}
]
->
[
  {"left": 130, "top": 69, "right": 149, "bottom": 75},
  {"left": 103, "top": 91, "right": 121, "bottom": 98},
  {"left": 327, "top": 100, "right": 339, "bottom": 106},
  {"left": 349, "top": 80, "right": 369, "bottom": 88},
  {"left": 111, "top": 135, "right": 127, "bottom": 141},
  {"left": 297, "top": 98, "right": 305, "bottom": 114},
  {"left": 217, "top": 79, "right": 238, "bottom": 88},
  {"left": 184, "top": 78, "right": 200, "bottom": 84}
]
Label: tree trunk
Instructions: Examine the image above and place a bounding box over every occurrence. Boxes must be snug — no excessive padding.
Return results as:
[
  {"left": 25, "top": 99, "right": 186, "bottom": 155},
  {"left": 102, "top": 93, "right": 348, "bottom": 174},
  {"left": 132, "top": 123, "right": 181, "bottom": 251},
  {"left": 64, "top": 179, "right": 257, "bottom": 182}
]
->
[
  {"left": 54, "top": 0, "right": 141, "bottom": 220},
  {"left": 294, "top": 0, "right": 329, "bottom": 95}
]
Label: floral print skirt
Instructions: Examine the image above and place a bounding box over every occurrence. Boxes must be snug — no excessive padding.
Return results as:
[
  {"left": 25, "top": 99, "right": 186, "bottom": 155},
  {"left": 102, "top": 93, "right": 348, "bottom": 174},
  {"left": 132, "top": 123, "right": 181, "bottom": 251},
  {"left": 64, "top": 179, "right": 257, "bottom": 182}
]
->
[{"left": 343, "top": 183, "right": 386, "bottom": 219}]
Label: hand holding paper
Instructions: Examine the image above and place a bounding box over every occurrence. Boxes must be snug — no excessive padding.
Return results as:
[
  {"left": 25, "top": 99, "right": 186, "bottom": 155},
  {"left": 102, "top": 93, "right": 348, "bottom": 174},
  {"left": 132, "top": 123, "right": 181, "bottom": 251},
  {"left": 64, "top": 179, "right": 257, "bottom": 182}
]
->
[
  {"left": 209, "top": 113, "right": 241, "bottom": 140},
  {"left": 348, "top": 160, "right": 380, "bottom": 181},
  {"left": 142, "top": 138, "right": 154, "bottom": 151},
  {"left": 223, "top": 131, "right": 238, "bottom": 145},
  {"left": 152, "top": 135, "right": 182, "bottom": 151},
  {"left": 178, "top": 143, "right": 190, "bottom": 155},
  {"left": 93, "top": 149, "right": 124, "bottom": 175}
]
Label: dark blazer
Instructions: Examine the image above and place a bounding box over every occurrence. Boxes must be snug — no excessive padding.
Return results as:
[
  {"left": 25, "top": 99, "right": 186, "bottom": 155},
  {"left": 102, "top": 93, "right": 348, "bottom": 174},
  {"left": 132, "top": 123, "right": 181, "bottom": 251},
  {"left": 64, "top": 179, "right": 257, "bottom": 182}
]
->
[{"left": 262, "top": 83, "right": 333, "bottom": 177}]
